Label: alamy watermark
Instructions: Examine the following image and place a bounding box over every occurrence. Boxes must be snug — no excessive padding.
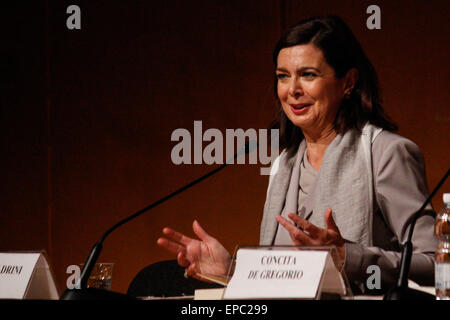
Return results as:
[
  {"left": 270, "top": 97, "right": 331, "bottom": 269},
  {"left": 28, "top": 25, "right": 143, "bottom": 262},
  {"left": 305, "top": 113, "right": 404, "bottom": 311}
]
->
[
  {"left": 66, "top": 265, "right": 81, "bottom": 289},
  {"left": 366, "top": 5, "right": 381, "bottom": 29},
  {"left": 366, "top": 264, "right": 381, "bottom": 290},
  {"left": 170, "top": 121, "right": 279, "bottom": 175},
  {"left": 66, "top": 5, "right": 81, "bottom": 30}
]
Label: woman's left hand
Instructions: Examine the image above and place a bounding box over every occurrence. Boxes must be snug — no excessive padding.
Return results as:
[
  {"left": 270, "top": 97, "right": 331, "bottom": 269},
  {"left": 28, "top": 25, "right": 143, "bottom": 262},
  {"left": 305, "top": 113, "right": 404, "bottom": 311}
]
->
[{"left": 276, "top": 208, "right": 346, "bottom": 270}]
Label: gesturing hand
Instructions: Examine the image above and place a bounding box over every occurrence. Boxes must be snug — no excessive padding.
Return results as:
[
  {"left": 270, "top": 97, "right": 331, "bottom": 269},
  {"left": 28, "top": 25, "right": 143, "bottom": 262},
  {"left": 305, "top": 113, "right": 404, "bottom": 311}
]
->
[
  {"left": 157, "top": 220, "right": 231, "bottom": 278},
  {"left": 276, "top": 208, "right": 346, "bottom": 270}
]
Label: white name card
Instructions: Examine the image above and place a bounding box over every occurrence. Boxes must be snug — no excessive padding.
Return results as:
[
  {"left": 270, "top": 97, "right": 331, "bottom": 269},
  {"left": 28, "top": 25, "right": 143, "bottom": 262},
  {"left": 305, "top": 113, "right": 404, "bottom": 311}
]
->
[
  {"left": 223, "top": 247, "right": 347, "bottom": 299},
  {"left": 0, "top": 251, "right": 59, "bottom": 299}
]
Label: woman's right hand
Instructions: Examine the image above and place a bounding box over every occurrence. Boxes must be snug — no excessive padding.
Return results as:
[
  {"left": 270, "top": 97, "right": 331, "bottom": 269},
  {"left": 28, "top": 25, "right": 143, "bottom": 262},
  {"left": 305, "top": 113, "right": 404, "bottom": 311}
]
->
[{"left": 156, "top": 220, "right": 231, "bottom": 279}]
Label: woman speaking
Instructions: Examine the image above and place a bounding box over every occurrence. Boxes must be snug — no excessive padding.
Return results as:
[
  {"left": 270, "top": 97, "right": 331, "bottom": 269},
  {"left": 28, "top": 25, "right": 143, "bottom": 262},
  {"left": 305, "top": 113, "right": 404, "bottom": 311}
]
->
[{"left": 156, "top": 16, "right": 436, "bottom": 294}]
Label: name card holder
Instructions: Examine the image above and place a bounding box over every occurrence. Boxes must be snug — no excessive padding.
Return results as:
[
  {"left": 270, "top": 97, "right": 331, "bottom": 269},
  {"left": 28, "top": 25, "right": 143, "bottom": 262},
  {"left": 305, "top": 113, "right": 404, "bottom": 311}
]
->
[
  {"left": 0, "top": 251, "right": 60, "bottom": 299},
  {"left": 222, "top": 245, "right": 353, "bottom": 300}
]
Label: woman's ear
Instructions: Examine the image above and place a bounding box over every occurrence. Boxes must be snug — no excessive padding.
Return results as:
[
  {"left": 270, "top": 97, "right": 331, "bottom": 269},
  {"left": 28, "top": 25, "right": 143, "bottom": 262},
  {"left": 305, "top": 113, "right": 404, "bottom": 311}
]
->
[{"left": 343, "top": 68, "right": 359, "bottom": 96}]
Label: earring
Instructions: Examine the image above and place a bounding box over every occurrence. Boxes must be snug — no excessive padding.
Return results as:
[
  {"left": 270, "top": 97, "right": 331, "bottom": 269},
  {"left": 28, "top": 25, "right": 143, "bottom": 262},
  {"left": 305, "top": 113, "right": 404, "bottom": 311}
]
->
[{"left": 344, "top": 88, "right": 353, "bottom": 99}]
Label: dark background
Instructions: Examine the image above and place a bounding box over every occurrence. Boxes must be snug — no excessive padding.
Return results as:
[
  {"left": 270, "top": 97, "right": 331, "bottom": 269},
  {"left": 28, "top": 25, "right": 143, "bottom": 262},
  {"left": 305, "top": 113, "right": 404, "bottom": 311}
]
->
[{"left": 1, "top": 0, "right": 449, "bottom": 294}]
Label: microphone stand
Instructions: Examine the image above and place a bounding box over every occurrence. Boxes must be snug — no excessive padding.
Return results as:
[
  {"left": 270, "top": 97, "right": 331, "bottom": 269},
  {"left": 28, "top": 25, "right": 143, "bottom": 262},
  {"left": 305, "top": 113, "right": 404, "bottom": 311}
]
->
[
  {"left": 61, "top": 141, "right": 255, "bottom": 300},
  {"left": 384, "top": 169, "right": 449, "bottom": 300}
]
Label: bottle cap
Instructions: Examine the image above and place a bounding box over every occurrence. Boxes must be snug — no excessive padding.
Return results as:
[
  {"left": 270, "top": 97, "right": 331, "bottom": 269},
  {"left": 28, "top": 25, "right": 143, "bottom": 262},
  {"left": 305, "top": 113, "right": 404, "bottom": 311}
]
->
[{"left": 444, "top": 193, "right": 450, "bottom": 204}]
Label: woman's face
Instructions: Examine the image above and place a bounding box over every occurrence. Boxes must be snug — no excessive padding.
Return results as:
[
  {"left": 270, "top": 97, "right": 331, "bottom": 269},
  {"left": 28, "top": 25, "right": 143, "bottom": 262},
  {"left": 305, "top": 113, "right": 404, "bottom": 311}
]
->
[{"left": 276, "top": 44, "right": 349, "bottom": 135}]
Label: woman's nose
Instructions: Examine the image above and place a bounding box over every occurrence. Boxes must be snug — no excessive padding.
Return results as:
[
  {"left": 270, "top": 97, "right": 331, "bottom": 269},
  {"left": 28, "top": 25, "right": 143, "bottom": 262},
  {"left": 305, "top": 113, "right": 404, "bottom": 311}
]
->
[{"left": 288, "top": 78, "right": 303, "bottom": 97}]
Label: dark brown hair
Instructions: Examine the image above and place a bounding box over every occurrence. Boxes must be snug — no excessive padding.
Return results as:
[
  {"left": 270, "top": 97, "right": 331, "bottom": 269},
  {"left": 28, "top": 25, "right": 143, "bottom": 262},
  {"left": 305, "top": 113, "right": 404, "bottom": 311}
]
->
[{"left": 272, "top": 15, "right": 397, "bottom": 157}]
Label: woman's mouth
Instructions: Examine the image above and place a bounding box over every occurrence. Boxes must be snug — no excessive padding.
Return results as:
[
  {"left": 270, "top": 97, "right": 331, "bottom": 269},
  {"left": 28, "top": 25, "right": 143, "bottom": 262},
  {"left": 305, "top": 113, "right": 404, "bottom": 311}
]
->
[{"left": 290, "top": 104, "right": 311, "bottom": 115}]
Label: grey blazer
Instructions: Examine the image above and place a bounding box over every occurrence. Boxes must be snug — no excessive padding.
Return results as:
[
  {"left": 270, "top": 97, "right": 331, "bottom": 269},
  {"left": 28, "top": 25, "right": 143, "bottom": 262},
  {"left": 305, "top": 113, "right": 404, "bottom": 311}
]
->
[{"left": 260, "top": 130, "right": 437, "bottom": 293}]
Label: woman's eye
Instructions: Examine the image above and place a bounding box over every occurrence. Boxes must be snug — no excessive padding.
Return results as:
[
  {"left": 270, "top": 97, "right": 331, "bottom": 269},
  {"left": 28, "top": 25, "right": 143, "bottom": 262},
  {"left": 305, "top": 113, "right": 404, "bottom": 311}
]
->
[
  {"left": 302, "top": 72, "right": 317, "bottom": 79},
  {"left": 276, "top": 73, "right": 288, "bottom": 80}
]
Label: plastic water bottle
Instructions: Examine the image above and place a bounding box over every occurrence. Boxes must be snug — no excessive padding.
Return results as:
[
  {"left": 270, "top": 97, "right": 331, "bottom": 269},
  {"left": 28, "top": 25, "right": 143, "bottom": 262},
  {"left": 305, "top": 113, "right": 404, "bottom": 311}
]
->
[{"left": 435, "top": 193, "right": 450, "bottom": 300}]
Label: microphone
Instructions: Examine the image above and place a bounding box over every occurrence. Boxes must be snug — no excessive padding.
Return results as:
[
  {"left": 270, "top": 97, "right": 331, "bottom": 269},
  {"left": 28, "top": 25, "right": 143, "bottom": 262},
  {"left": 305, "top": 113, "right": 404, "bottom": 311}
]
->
[
  {"left": 60, "top": 140, "right": 256, "bottom": 300},
  {"left": 384, "top": 169, "right": 450, "bottom": 300}
]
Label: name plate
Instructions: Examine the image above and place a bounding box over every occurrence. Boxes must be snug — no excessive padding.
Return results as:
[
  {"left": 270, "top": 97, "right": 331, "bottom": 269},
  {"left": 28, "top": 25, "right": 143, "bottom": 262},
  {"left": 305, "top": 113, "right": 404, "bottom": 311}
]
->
[
  {"left": 223, "top": 247, "right": 348, "bottom": 299},
  {"left": 0, "top": 251, "right": 59, "bottom": 299}
]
